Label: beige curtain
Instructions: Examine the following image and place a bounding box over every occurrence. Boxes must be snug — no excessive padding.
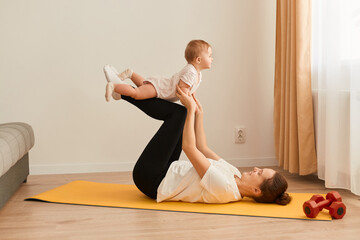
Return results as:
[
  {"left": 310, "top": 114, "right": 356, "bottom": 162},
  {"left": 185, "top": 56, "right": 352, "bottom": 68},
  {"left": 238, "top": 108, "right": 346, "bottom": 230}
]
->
[{"left": 274, "top": 0, "right": 317, "bottom": 175}]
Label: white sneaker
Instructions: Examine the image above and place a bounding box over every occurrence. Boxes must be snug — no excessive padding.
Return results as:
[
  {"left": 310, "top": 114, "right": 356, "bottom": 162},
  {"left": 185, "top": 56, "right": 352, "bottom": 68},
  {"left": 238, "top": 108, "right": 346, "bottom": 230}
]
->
[
  {"left": 118, "top": 68, "right": 133, "bottom": 80},
  {"left": 105, "top": 82, "right": 122, "bottom": 101},
  {"left": 110, "top": 65, "right": 120, "bottom": 76},
  {"left": 103, "top": 65, "right": 122, "bottom": 83}
]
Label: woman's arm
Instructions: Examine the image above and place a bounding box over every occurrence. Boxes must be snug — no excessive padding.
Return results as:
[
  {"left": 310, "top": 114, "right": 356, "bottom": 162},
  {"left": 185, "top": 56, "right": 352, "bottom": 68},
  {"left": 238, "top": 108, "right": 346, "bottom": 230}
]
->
[
  {"left": 193, "top": 95, "right": 221, "bottom": 161},
  {"left": 176, "top": 86, "right": 210, "bottom": 178}
]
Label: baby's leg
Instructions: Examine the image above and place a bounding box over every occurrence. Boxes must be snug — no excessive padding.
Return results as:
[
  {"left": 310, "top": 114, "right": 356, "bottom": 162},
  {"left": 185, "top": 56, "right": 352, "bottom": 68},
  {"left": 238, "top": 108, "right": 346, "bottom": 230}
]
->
[
  {"left": 130, "top": 72, "right": 145, "bottom": 87},
  {"left": 113, "top": 83, "right": 157, "bottom": 100},
  {"left": 116, "top": 67, "right": 144, "bottom": 87}
]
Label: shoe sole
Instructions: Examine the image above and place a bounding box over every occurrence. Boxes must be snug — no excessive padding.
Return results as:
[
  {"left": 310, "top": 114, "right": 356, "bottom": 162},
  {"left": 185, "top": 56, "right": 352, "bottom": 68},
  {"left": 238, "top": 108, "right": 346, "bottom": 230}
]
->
[{"left": 105, "top": 83, "right": 113, "bottom": 102}]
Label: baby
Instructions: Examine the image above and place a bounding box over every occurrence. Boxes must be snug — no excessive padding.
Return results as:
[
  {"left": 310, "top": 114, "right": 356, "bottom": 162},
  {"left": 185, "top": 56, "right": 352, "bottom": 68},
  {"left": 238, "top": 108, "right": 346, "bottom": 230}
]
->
[{"left": 104, "top": 40, "right": 213, "bottom": 102}]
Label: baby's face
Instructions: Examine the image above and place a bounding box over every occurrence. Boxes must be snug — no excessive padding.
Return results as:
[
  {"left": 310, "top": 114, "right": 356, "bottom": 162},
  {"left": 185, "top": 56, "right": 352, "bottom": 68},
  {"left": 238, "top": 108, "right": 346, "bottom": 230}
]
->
[{"left": 199, "top": 47, "right": 213, "bottom": 70}]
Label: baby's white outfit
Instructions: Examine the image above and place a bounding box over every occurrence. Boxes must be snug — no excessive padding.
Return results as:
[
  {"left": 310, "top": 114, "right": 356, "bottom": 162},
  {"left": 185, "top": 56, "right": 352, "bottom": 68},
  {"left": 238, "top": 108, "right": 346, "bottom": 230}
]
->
[
  {"left": 144, "top": 64, "right": 202, "bottom": 102},
  {"left": 157, "top": 159, "right": 242, "bottom": 203}
]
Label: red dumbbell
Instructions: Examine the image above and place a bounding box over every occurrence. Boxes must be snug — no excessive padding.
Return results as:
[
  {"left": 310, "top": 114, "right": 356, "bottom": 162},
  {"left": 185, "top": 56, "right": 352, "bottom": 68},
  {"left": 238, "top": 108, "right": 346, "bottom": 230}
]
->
[{"left": 303, "top": 191, "right": 346, "bottom": 219}]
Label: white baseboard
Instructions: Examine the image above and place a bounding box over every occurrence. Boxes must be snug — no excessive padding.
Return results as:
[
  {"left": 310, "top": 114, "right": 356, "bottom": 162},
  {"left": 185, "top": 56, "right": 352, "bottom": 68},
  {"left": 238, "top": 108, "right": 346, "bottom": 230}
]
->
[{"left": 30, "top": 157, "right": 278, "bottom": 175}]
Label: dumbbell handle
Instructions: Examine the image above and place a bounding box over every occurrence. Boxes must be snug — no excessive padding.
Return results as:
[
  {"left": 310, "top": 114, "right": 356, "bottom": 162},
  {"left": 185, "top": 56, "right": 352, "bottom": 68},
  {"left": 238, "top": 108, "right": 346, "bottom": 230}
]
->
[{"left": 316, "top": 199, "right": 332, "bottom": 210}]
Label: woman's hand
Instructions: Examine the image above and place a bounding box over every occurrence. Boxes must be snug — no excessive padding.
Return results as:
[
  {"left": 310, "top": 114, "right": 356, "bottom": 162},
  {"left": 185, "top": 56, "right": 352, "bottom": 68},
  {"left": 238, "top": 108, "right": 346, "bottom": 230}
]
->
[
  {"left": 192, "top": 94, "right": 203, "bottom": 115},
  {"left": 176, "top": 85, "right": 196, "bottom": 113}
]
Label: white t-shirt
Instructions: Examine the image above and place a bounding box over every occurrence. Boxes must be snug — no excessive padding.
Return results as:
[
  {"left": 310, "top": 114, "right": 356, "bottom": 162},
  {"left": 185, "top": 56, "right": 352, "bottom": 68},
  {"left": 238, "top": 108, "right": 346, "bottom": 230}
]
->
[
  {"left": 144, "top": 64, "right": 202, "bottom": 102},
  {"left": 157, "top": 159, "right": 242, "bottom": 203}
]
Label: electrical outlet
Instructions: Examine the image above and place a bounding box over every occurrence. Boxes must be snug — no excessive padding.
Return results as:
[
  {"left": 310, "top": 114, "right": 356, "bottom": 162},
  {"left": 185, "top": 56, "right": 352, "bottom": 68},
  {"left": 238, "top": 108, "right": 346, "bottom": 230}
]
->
[{"left": 234, "top": 127, "right": 246, "bottom": 143}]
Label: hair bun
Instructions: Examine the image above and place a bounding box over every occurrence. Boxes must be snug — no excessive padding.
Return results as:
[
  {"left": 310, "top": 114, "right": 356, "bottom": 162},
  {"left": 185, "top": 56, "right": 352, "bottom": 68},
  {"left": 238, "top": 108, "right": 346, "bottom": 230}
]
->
[{"left": 275, "top": 192, "right": 292, "bottom": 205}]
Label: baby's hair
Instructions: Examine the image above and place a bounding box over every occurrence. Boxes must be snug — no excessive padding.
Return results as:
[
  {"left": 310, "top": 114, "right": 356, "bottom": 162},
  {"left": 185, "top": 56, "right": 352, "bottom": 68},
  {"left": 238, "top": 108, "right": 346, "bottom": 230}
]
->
[{"left": 185, "top": 40, "right": 211, "bottom": 63}]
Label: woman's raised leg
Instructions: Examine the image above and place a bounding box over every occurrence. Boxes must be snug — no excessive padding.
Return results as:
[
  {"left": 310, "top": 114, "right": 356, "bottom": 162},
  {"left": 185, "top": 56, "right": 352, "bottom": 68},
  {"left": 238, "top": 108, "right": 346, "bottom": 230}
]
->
[{"left": 121, "top": 96, "right": 186, "bottom": 199}]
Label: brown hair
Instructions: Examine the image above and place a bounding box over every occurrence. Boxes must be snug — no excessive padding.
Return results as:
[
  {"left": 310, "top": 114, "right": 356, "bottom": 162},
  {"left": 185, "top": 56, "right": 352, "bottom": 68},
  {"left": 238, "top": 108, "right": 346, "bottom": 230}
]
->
[
  {"left": 253, "top": 172, "right": 292, "bottom": 205},
  {"left": 184, "top": 40, "right": 211, "bottom": 63}
]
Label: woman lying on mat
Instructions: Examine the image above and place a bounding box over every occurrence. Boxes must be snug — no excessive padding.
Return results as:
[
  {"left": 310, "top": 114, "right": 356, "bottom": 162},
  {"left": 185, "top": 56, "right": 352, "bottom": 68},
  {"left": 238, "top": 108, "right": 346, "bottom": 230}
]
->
[{"left": 120, "top": 86, "right": 291, "bottom": 205}]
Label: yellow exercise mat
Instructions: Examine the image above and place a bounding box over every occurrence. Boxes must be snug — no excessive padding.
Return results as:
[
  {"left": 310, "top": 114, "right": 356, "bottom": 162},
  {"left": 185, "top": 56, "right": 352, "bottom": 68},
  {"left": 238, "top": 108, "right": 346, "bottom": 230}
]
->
[{"left": 25, "top": 180, "right": 331, "bottom": 221}]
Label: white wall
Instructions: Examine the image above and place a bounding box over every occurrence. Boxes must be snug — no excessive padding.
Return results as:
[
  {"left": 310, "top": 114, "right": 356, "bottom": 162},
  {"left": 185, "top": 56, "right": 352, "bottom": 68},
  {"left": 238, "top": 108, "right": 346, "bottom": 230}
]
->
[{"left": 0, "top": 0, "right": 277, "bottom": 174}]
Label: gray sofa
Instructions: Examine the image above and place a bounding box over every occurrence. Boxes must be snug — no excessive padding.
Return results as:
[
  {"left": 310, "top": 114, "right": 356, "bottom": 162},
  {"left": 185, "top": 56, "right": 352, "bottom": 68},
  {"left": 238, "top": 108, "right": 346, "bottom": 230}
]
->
[{"left": 0, "top": 122, "right": 34, "bottom": 209}]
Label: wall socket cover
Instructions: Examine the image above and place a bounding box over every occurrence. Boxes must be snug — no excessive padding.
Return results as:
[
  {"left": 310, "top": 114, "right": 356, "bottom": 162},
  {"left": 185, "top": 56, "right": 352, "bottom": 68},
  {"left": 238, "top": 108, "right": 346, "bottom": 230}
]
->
[{"left": 235, "top": 127, "right": 246, "bottom": 143}]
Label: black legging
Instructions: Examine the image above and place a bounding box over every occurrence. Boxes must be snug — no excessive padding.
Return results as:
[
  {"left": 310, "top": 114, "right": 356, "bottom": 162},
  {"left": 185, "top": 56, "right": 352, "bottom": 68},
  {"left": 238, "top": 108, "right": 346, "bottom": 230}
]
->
[{"left": 122, "top": 96, "right": 187, "bottom": 199}]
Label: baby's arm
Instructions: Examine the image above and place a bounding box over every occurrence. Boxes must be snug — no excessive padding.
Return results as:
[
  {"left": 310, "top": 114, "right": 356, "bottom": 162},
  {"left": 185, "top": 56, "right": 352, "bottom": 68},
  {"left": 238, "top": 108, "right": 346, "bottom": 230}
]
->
[{"left": 178, "top": 80, "right": 191, "bottom": 96}]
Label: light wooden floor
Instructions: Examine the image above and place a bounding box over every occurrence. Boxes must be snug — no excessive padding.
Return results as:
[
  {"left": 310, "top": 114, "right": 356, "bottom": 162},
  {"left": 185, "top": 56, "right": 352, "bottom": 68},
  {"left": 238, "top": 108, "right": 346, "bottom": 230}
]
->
[{"left": 0, "top": 167, "right": 359, "bottom": 240}]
